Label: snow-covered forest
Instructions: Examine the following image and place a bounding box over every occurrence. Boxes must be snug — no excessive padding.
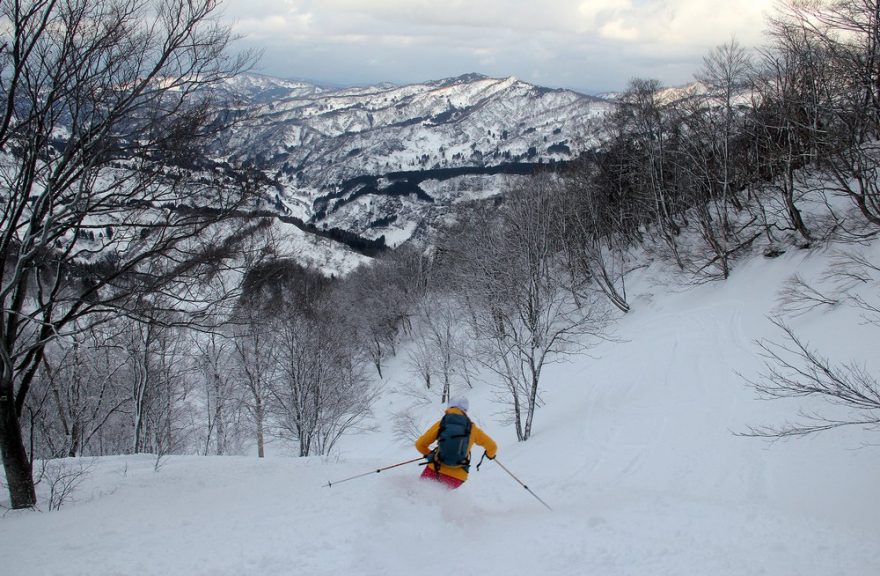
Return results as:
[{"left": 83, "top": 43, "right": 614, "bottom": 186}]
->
[{"left": 1, "top": 1, "right": 879, "bottom": 573}]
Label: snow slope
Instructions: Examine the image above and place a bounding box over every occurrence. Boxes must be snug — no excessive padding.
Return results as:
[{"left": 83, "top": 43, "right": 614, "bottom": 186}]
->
[{"left": 3, "top": 239, "right": 879, "bottom": 576}]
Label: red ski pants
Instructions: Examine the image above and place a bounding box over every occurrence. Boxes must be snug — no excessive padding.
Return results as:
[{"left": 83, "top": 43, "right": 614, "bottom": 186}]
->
[{"left": 420, "top": 465, "right": 464, "bottom": 489}]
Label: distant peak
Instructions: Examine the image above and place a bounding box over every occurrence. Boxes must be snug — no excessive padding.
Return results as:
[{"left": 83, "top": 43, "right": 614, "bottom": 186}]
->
[
  {"left": 454, "top": 72, "right": 490, "bottom": 83},
  {"left": 431, "top": 73, "right": 494, "bottom": 88}
]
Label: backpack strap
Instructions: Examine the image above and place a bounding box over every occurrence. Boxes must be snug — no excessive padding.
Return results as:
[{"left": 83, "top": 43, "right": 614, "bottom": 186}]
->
[
  {"left": 434, "top": 415, "right": 447, "bottom": 476},
  {"left": 461, "top": 417, "right": 473, "bottom": 471}
]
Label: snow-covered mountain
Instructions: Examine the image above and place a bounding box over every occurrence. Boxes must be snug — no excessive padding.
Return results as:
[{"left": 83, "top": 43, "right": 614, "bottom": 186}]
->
[{"left": 213, "top": 73, "right": 612, "bottom": 246}]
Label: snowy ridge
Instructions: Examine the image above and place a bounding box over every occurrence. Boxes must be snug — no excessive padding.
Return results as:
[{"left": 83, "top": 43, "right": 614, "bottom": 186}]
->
[
  {"left": 218, "top": 74, "right": 326, "bottom": 103},
  {"left": 214, "top": 73, "right": 610, "bottom": 241}
]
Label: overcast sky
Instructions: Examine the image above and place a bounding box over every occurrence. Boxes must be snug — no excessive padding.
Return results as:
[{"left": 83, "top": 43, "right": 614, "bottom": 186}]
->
[{"left": 221, "top": 0, "right": 774, "bottom": 94}]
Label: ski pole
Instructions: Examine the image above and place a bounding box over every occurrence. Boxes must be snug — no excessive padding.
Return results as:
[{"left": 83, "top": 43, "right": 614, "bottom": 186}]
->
[
  {"left": 323, "top": 456, "right": 426, "bottom": 488},
  {"left": 493, "top": 458, "right": 553, "bottom": 511}
]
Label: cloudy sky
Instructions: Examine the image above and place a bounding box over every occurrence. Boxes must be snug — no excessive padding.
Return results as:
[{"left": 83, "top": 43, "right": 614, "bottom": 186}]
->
[{"left": 221, "top": 0, "right": 774, "bottom": 94}]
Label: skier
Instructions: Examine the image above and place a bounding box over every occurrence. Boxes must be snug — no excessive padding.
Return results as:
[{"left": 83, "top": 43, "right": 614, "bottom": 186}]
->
[{"left": 415, "top": 397, "right": 497, "bottom": 489}]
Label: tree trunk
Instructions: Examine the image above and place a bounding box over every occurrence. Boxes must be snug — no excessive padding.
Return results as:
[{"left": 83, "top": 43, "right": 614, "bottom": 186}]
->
[
  {"left": 510, "top": 377, "right": 524, "bottom": 442},
  {"left": 69, "top": 419, "right": 82, "bottom": 458},
  {"left": 523, "top": 364, "right": 540, "bottom": 441},
  {"left": 214, "top": 374, "right": 225, "bottom": 456},
  {"left": 255, "top": 400, "right": 265, "bottom": 458},
  {"left": 784, "top": 166, "right": 812, "bottom": 243},
  {"left": 0, "top": 389, "right": 36, "bottom": 508},
  {"left": 372, "top": 337, "right": 384, "bottom": 379}
]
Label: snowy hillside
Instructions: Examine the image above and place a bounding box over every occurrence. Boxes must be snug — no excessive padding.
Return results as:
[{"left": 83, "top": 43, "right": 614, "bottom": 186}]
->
[
  {"left": 212, "top": 73, "right": 610, "bottom": 244},
  {"left": 4, "top": 234, "right": 879, "bottom": 576},
  {"left": 222, "top": 73, "right": 606, "bottom": 186}
]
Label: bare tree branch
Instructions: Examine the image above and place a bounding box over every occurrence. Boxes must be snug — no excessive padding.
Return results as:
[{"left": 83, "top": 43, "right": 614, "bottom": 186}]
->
[{"left": 741, "top": 317, "right": 880, "bottom": 438}]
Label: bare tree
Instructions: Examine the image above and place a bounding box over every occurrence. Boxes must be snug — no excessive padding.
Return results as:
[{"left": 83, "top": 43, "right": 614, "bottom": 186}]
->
[
  {"left": 697, "top": 38, "right": 754, "bottom": 219},
  {"left": 669, "top": 93, "right": 738, "bottom": 279},
  {"left": 448, "top": 177, "right": 614, "bottom": 441},
  {"left": 391, "top": 407, "right": 427, "bottom": 446},
  {"left": 828, "top": 252, "right": 880, "bottom": 325},
  {"left": 561, "top": 159, "right": 634, "bottom": 311},
  {"left": 613, "top": 78, "right": 686, "bottom": 268},
  {"left": 36, "top": 457, "right": 96, "bottom": 511},
  {"left": 229, "top": 307, "right": 274, "bottom": 458},
  {"left": 191, "top": 331, "right": 241, "bottom": 456},
  {"left": 749, "top": 40, "right": 818, "bottom": 244},
  {"left": 340, "top": 248, "right": 427, "bottom": 379},
  {"left": 656, "top": 39, "right": 758, "bottom": 280},
  {"left": 775, "top": 274, "right": 840, "bottom": 316},
  {"left": 743, "top": 318, "right": 880, "bottom": 437},
  {"left": 776, "top": 0, "right": 880, "bottom": 227},
  {"left": 408, "top": 296, "right": 474, "bottom": 403},
  {"left": 232, "top": 254, "right": 334, "bottom": 458},
  {"left": 328, "top": 265, "right": 393, "bottom": 379},
  {"left": 406, "top": 333, "right": 435, "bottom": 392},
  {"left": 269, "top": 300, "right": 374, "bottom": 457},
  {"left": 120, "top": 315, "right": 193, "bottom": 457},
  {"left": 744, "top": 248, "right": 880, "bottom": 438},
  {"left": 36, "top": 322, "right": 128, "bottom": 458},
  {"left": 0, "top": 0, "right": 253, "bottom": 508}
]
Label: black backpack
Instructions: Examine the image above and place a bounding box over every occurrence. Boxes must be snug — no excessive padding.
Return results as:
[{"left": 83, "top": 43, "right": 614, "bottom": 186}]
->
[{"left": 434, "top": 412, "right": 472, "bottom": 469}]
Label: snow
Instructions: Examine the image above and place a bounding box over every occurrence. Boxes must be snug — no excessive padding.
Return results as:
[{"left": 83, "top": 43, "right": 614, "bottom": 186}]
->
[
  {"left": 3, "top": 237, "right": 880, "bottom": 576},
  {"left": 371, "top": 220, "right": 417, "bottom": 248},
  {"left": 264, "top": 218, "right": 372, "bottom": 276}
]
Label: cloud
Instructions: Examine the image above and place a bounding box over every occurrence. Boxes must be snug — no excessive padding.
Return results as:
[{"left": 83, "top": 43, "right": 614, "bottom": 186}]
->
[
  {"left": 234, "top": 15, "right": 300, "bottom": 38},
  {"left": 224, "top": 0, "right": 314, "bottom": 40},
  {"left": 576, "top": 0, "right": 634, "bottom": 30},
  {"left": 599, "top": 19, "right": 639, "bottom": 41},
  {"left": 472, "top": 48, "right": 498, "bottom": 67},
  {"left": 221, "top": 0, "right": 777, "bottom": 92},
  {"left": 574, "top": 0, "right": 772, "bottom": 48},
  {"left": 648, "top": 0, "right": 771, "bottom": 47}
]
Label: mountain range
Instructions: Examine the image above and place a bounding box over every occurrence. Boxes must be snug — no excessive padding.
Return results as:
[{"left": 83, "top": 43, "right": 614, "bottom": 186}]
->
[{"left": 210, "top": 73, "right": 613, "bottom": 249}]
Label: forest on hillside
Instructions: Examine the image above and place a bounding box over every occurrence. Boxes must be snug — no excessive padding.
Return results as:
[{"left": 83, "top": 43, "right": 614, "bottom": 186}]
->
[{"left": 1, "top": 0, "right": 879, "bottom": 510}]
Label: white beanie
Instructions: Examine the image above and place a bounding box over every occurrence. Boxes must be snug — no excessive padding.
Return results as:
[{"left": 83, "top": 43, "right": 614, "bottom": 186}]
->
[{"left": 448, "top": 397, "right": 469, "bottom": 412}]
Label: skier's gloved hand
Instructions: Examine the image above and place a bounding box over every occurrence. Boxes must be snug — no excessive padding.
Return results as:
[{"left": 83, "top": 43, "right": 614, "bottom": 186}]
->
[
  {"left": 424, "top": 451, "right": 435, "bottom": 463},
  {"left": 486, "top": 451, "right": 496, "bottom": 460},
  {"left": 476, "top": 450, "right": 495, "bottom": 471}
]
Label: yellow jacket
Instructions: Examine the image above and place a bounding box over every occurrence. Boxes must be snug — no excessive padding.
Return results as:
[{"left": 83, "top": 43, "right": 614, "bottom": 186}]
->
[{"left": 415, "top": 407, "right": 498, "bottom": 482}]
